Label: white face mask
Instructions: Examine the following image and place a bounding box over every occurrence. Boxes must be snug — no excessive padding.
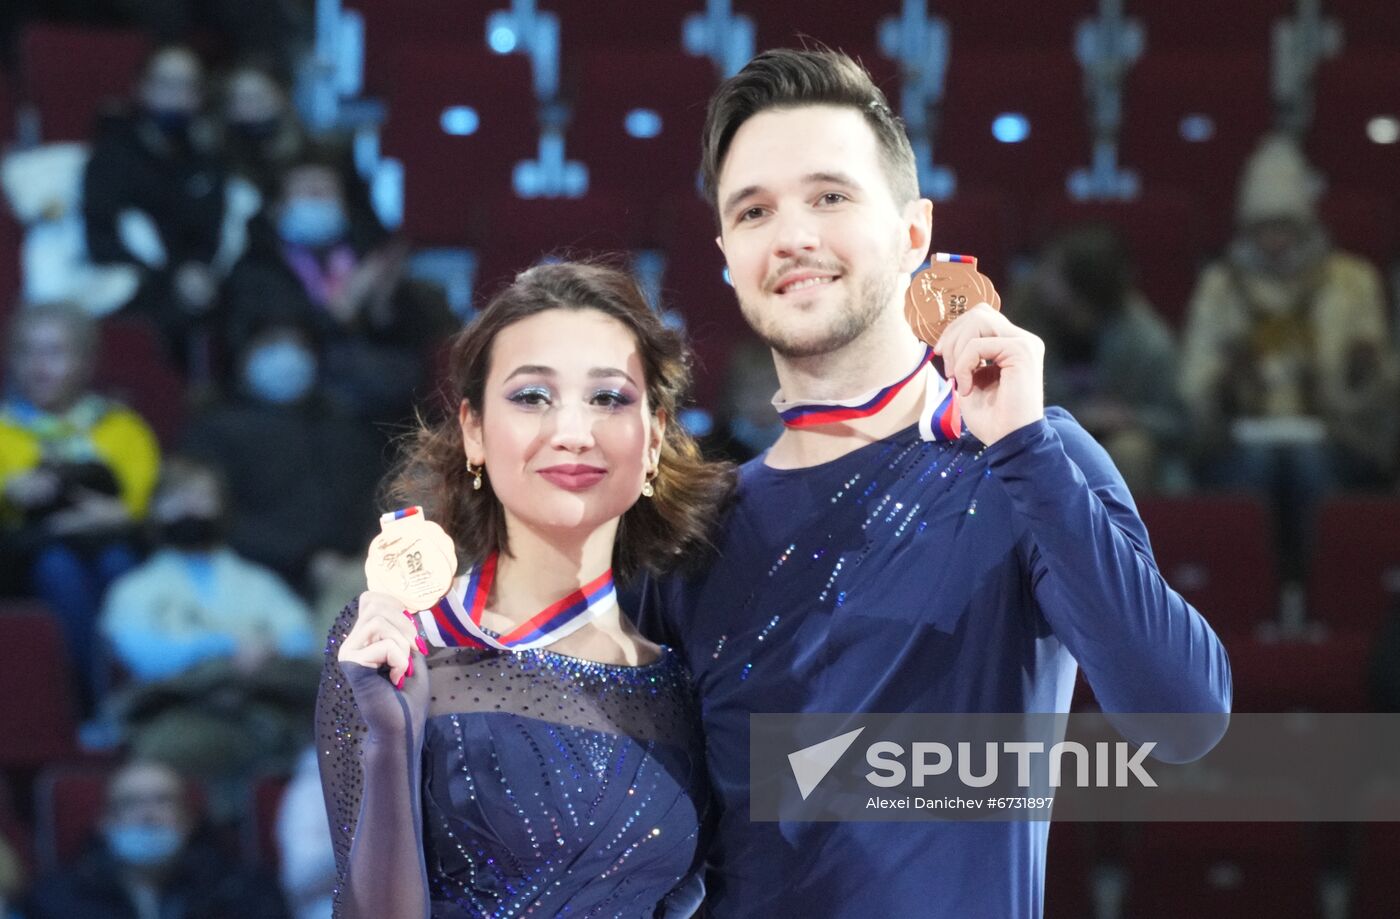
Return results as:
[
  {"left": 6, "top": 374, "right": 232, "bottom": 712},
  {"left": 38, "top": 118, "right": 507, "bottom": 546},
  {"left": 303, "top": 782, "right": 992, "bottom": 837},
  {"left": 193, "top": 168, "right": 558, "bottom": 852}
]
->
[{"left": 243, "top": 340, "right": 317, "bottom": 404}]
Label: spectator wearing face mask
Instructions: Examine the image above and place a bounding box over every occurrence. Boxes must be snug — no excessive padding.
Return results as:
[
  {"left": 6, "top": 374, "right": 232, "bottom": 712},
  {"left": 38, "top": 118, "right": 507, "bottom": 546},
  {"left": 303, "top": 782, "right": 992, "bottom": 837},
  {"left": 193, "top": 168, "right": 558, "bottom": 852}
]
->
[
  {"left": 98, "top": 456, "right": 315, "bottom": 683},
  {"left": 0, "top": 303, "right": 157, "bottom": 709},
  {"left": 223, "top": 152, "right": 452, "bottom": 426},
  {"left": 82, "top": 44, "right": 242, "bottom": 370},
  {"left": 180, "top": 320, "right": 384, "bottom": 588},
  {"left": 23, "top": 759, "right": 289, "bottom": 919},
  {"left": 216, "top": 58, "right": 383, "bottom": 240},
  {"left": 97, "top": 459, "right": 319, "bottom": 810}
]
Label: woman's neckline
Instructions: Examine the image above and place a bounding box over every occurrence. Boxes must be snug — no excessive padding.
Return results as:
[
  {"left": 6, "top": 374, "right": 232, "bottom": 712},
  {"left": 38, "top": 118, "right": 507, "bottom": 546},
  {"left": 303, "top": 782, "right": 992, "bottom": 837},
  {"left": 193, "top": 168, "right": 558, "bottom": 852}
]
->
[{"left": 465, "top": 631, "right": 669, "bottom": 672}]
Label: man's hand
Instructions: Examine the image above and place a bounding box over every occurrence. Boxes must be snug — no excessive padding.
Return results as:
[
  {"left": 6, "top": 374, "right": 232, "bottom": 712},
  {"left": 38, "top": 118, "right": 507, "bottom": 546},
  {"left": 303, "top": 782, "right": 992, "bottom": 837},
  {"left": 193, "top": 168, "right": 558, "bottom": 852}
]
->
[{"left": 934, "top": 303, "right": 1046, "bottom": 447}]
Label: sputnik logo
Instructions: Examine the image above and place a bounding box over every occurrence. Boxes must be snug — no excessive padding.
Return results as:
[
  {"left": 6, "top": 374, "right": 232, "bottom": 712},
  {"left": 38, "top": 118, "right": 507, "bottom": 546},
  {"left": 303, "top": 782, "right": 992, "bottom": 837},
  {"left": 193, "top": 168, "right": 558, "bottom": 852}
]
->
[{"left": 788, "top": 727, "right": 865, "bottom": 800}]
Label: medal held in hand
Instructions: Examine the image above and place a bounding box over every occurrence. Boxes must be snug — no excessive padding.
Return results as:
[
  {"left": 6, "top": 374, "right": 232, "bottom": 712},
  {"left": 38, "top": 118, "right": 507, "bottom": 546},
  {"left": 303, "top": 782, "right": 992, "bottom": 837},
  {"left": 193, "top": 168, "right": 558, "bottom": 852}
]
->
[
  {"left": 365, "top": 506, "right": 458, "bottom": 611},
  {"left": 904, "top": 252, "right": 1003, "bottom": 346},
  {"left": 903, "top": 253, "right": 1003, "bottom": 443}
]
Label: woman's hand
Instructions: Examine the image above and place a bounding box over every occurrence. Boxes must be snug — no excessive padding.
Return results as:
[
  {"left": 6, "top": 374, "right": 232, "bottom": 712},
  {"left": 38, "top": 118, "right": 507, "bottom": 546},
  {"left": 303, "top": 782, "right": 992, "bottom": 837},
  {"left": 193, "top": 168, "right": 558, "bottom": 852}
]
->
[
  {"left": 337, "top": 591, "right": 431, "bottom": 741},
  {"left": 338, "top": 590, "right": 429, "bottom": 688}
]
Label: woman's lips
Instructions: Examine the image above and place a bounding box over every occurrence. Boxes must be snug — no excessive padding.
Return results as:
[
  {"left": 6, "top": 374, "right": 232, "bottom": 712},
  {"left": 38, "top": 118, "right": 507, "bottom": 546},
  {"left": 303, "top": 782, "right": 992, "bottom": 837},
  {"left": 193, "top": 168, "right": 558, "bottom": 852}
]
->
[{"left": 537, "top": 465, "right": 608, "bottom": 490}]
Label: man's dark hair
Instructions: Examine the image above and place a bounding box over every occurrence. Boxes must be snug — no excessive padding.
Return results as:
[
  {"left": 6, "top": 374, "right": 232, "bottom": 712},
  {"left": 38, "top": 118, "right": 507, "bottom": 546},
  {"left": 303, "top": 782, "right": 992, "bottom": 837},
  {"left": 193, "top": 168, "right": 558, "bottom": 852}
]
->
[{"left": 701, "top": 48, "right": 920, "bottom": 216}]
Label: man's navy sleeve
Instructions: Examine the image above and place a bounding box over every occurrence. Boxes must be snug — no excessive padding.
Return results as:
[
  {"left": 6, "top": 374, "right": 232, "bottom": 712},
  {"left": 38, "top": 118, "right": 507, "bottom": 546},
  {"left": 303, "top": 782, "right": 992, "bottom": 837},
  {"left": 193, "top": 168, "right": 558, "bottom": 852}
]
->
[{"left": 984, "top": 410, "right": 1233, "bottom": 759}]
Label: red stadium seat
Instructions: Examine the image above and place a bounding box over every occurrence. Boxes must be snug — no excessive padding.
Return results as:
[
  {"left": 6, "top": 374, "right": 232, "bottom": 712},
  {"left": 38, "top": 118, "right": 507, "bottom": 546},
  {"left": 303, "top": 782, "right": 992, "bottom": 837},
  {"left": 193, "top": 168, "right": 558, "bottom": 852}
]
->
[
  {"left": 1326, "top": 0, "right": 1400, "bottom": 52},
  {"left": 21, "top": 24, "right": 152, "bottom": 142},
  {"left": 656, "top": 191, "right": 743, "bottom": 410},
  {"left": 382, "top": 45, "right": 536, "bottom": 246},
  {"left": 0, "top": 67, "right": 15, "bottom": 146},
  {"left": 1134, "top": 0, "right": 1292, "bottom": 51},
  {"left": 943, "top": 1, "right": 1095, "bottom": 50},
  {"left": 1224, "top": 632, "right": 1371, "bottom": 712},
  {"left": 1318, "top": 189, "right": 1398, "bottom": 271},
  {"left": 0, "top": 208, "right": 20, "bottom": 317},
  {"left": 92, "top": 315, "right": 188, "bottom": 449},
  {"left": 349, "top": 0, "right": 491, "bottom": 97},
  {"left": 472, "top": 193, "right": 644, "bottom": 300},
  {"left": 0, "top": 602, "right": 80, "bottom": 768},
  {"left": 243, "top": 773, "right": 291, "bottom": 866},
  {"left": 1123, "top": 815, "right": 1323, "bottom": 919},
  {"left": 1119, "top": 51, "right": 1273, "bottom": 251},
  {"left": 1307, "top": 53, "right": 1400, "bottom": 214},
  {"left": 549, "top": 0, "right": 693, "bottom": 50},
  {"left": 32, "top": 762, "right": 113, "bottom": 871},
  {"left": 930, "top": 191, "right": 1016, "bottom": 274},
  {"left": 1350, "top": 796, "right": 1400, "bottom": 918},
  {"left": 1307, "top": 496, "right": 1400, "bottom": 639},
  {"left": 1043, "top": 821, "right": 1096, "bottom": 919},
  {"left": 736, "top": 0, "right": 901, "bottom": 52},
  {"left": 1134, "top": 494, "right": 1280, "bottom": 636},
  {"left": 567, "top": 50, "right": 717, "bottom": 207},
  {"left": 939, "top": 51, "right": 1088, "bottom": 205},
  {"left": 1034, "top": 191, "right": 1204, "bottom": 328}
]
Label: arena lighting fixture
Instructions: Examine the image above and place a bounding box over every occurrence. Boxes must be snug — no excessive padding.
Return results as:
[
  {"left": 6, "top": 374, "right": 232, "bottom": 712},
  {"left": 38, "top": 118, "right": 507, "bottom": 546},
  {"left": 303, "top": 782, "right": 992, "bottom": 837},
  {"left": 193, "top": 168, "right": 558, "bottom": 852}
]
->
[
  {"left": 488, "top": 25, "right": 518, "bottom": 54},
  {"left": 440, "top": 107, "right": 480, "bottom": 136},
  {"left": 1366, "top": 116, "right": 1399, "bottom": 145},
  {"left": 1178, "top": 113, "right": 1216, "bottom": 143},
  {"left": 625, "top": 109, "right": 663, "bottom": 139},
  {"left": 991, "top": 113, "right": 1030, "bottom": 144}
]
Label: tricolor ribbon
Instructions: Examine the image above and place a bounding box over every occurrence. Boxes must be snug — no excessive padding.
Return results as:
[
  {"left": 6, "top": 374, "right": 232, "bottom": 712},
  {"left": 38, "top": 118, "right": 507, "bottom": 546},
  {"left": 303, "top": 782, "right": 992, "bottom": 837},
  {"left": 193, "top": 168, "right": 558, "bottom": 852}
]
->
[
  {"left": 771, "top": 345, "right": 965, "bottom": 443},
  {"left": 417, "top": 552, "right": 618, "bottom": 651}
]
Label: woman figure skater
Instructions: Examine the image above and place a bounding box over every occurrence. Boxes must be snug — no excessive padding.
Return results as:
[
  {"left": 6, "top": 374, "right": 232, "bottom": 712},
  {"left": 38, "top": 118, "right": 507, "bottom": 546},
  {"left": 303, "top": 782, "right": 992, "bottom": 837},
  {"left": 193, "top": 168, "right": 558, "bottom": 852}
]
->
[{"left": 316, "top": 262, "right": 733, "bottom": 917}]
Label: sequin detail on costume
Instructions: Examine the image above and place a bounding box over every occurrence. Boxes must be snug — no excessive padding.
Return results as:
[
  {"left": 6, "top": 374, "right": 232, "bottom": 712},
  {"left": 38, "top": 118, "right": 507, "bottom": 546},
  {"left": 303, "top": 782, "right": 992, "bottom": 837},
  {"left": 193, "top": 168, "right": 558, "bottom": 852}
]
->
[
  {"left": 718, "top": 429, "right": 995, "bottom": 687},
  {"left": 316, "top": 601, "right": 708, "bottom": 918}
]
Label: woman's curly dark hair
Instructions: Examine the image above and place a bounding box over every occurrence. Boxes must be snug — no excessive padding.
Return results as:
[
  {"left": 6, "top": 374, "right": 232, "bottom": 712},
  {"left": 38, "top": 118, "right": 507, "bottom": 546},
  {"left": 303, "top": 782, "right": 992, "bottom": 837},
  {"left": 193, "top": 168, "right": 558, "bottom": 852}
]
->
[{"left": 383, "top": 260, "right": 736, "bottom": 585}]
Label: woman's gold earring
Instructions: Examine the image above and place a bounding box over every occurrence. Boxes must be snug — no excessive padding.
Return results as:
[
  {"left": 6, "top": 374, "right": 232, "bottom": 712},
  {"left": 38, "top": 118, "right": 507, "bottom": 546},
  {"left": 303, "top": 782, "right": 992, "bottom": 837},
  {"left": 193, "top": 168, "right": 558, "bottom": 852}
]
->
[
  {"left": 468, "top": 462, "right": 484, "bottom": 491},
  {"left": 641, "top": 471, "right": 656, "bottom": 498}
]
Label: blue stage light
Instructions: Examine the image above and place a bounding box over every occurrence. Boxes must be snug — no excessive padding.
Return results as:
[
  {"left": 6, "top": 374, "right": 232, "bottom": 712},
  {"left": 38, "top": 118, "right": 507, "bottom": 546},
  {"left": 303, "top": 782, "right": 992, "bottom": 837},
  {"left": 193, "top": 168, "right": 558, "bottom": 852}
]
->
[
  {"left": 488, "top": 26, "right": 518, "bottom": 54},
  {"left": 1179, "top": 114, "right": 1215, "bottom": 143},
  {"left": 991, "top": 113, "right": 1030, "bottom": 144},
  {"left": 625, "top": 109, "right": 663, "bottom": 139},
  {"left": 440, "top": 106, "right": 480, "bottom": 136}
]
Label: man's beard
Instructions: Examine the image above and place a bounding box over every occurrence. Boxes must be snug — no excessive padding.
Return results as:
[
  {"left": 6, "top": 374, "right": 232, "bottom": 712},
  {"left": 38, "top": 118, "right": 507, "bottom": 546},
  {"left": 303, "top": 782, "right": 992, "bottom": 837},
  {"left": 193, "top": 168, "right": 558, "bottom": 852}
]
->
[{"left": 739, "top": 265, "right": 898, "bottom": 360}]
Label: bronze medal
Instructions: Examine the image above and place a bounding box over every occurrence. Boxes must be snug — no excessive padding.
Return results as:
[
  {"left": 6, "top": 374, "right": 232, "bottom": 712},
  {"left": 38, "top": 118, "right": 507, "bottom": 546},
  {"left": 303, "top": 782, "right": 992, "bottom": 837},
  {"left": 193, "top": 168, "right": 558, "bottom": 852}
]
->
[
  {"left": 904, "top": 253, "right": 1003, "bottom": 347},
  {"left": 364, "top": 507, "right": 458, "bottom": 611}
]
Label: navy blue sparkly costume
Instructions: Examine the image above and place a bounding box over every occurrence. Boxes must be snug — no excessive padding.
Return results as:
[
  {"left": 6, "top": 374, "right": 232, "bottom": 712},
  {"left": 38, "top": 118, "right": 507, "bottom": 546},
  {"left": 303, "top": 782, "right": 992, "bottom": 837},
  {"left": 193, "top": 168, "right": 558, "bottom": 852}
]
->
[
  {"left": 316, "top": 599, "right": 709, "bottom": 918},
  {"left": 635, "top": 409, "right": 1232, "bottom": 917}
]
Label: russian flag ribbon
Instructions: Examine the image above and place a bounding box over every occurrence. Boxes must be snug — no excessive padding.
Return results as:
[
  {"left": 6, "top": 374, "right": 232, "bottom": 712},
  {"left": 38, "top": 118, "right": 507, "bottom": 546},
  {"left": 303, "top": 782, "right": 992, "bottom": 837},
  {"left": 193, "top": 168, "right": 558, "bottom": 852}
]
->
[
  {"left": 417, "top": 552, "right": 618, "bottom": 651},
  {"left": 771, "top": 345, "right": 964, "bottom": 443}
]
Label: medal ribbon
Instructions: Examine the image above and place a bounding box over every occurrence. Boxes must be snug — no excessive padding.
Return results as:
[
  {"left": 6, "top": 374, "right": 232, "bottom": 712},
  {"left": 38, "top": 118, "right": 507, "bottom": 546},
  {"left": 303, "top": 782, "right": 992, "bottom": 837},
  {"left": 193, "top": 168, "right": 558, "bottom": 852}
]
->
[
  {"left": 418, "top": 551, "right": 618, "bottom": 651},
  {"left": 771, "top": 345, "right": 964, "bottom": 442}
]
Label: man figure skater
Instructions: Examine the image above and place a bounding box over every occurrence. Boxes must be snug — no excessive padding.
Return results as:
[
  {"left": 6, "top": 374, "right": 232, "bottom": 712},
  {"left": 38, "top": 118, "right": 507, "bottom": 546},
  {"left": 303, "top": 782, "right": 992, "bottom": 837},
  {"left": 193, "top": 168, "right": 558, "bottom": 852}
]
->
[{"left": 635, "top": 48, "right": 1231, "bottom": 917}]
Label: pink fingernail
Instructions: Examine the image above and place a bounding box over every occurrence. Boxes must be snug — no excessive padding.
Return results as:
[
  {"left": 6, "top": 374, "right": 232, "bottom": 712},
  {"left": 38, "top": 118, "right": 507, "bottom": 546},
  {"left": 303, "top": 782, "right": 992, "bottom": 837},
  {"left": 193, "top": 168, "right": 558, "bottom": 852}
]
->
[
  {"left": 416, "top": 636, "right": 429, "bottom": 655},
  {"left": 406, "top": 658, "right": 414, "bottom": 679},
  {"left": 394, "top": 672, "right": 406, "bottom": 690},
  {"left": 401, "top": 610, "right": 415, "bottom": 621}
]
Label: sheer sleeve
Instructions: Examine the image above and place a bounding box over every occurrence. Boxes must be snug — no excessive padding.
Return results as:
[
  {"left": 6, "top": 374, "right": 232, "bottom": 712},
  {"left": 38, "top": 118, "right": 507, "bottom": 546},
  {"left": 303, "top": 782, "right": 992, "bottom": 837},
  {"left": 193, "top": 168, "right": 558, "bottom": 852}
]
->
[{"left": 315, "top": 599, "right": 431, "bottom": 918}]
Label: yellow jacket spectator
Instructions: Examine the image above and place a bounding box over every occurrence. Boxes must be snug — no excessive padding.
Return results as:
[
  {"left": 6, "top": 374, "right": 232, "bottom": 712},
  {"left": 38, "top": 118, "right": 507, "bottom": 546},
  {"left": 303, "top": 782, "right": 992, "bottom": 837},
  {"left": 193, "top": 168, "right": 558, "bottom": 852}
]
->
[{"left": 0, "top": 303, "right": 160, "bottom": 710}]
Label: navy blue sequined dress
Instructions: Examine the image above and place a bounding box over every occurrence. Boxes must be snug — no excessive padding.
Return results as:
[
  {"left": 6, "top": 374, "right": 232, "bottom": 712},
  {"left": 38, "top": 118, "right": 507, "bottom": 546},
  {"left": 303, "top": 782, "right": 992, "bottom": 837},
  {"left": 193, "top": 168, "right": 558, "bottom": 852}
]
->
[{"left": 316, "top": 601, "right": 709, "bottom": 918}]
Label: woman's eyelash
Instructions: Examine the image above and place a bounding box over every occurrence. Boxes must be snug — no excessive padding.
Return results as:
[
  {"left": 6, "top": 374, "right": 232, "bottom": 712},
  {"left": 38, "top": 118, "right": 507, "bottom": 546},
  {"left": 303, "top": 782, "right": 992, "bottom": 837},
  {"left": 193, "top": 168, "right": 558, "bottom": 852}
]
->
[
  {"left": 508, "top": 386, "right": 552, "bottom": 405},
  {"left": 592, "top": 389, "right": 634, "bottom": 407},
  {"left": 506, "top": 387, "right": 634, "bottom": 408}
]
